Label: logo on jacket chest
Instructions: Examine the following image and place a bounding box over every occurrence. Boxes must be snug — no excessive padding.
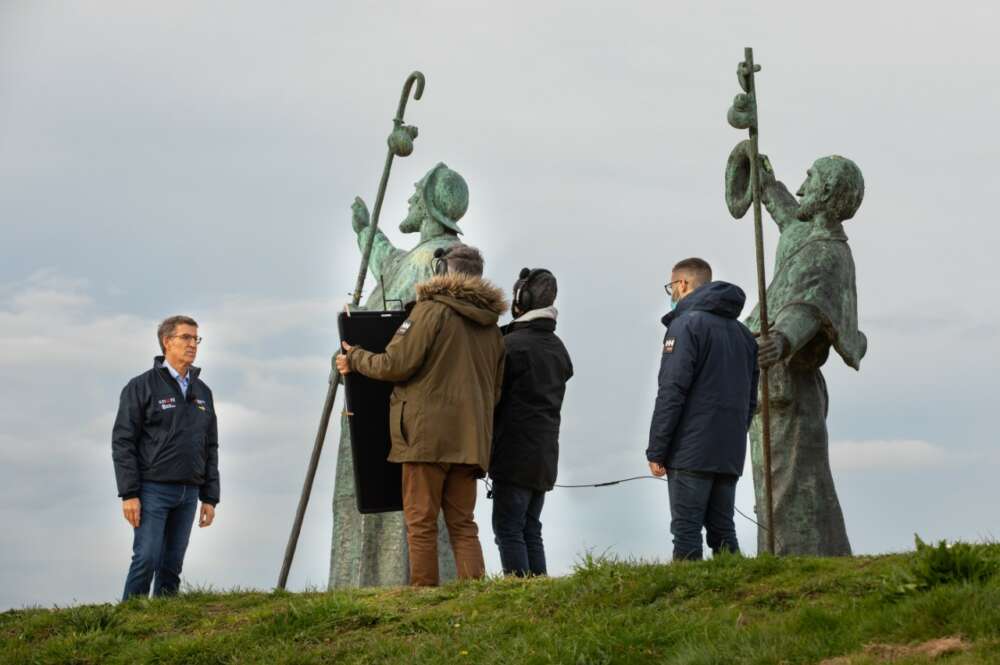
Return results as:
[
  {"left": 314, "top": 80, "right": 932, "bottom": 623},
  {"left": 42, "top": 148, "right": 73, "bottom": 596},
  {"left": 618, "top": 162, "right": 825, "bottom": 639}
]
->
[
  {"left": 663, "top": 338, "right": 676, "bottom": 354},
  {"left": 194, "top": 398, "right": 209, "bottom": 412},
  {"left": 158, "top": 397, "right": 177, "bottom": 410}
]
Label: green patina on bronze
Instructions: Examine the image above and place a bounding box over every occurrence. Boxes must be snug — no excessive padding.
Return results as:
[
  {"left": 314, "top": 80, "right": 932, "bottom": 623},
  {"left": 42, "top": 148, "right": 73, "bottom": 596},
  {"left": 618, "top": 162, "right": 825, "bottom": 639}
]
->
[
  {"left": 329, "top": 163, "right": 469, "bottom": 588},
  {"left": 727, "top": 74, "right": 867, "bottom": 556}
]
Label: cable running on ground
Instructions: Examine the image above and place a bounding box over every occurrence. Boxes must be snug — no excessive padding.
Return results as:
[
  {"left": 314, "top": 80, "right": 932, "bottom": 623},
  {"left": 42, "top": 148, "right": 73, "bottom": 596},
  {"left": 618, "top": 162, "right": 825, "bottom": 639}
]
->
[{"left": 482, "top": 475, "right": 777, "bottom": 544}]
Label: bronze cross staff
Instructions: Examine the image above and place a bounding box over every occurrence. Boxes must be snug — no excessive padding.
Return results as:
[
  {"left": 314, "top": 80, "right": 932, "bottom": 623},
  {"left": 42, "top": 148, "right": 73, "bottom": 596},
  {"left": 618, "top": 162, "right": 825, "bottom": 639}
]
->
[
  {"left": 727, "top": 47, "right": 776, "bottom": 554},
  {"left": 277, "top": 71, "right": 426, "bottom": 590}
]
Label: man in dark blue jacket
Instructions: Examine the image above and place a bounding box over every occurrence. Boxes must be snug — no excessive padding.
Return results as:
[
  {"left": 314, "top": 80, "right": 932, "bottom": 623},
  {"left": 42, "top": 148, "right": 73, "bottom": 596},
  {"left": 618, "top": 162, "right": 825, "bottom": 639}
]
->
[
  {"left": 112, "top": 315, "right": 220, "bottom": 600},
  {"left": 646, "top": 258, "right": 758, "bottom": 561}
]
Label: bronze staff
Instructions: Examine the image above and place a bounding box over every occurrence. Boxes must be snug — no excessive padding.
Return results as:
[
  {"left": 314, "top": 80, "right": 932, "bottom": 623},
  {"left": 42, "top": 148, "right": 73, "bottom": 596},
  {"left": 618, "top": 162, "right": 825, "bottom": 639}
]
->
[
  {"left": 726, "top": 48, "right": 775, "bottom": 554},
  {"left": 278, "top": 71, "right": 426, "bottom": 589}
]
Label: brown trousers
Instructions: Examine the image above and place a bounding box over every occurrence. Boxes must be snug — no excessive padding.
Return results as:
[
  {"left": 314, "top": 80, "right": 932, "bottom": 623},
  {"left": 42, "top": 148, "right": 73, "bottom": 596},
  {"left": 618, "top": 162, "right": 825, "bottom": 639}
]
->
[{"left": 402, "top": 462, "right": 486, "bottom": 586}]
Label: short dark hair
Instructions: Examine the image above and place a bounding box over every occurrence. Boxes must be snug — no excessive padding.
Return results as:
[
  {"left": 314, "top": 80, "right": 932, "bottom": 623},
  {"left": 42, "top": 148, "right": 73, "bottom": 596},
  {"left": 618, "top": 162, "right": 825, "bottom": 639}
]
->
[
  {"left": 157, "top": 315, "right": 198, "bottom": 352},
  {"left": 513, "top": 268, "right": 558, "bottom": 311},
  {"left": 444, "top": 245, "right": 485, "bottom": 277},
  {"left": 672, "top": 257, "right": 712, "bottom": 287}
]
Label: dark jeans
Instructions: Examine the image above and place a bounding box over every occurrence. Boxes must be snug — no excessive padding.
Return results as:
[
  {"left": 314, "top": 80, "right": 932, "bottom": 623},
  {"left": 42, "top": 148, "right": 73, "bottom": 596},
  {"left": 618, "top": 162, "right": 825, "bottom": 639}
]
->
[
  {"left": 122, "top": 481, "right": 198, "bottom": 600},
  {"left": 491, "top": 481, "right": 547, "bottom": 576},
  {"left": 667, "top": 469, "right": 739, "bottom": 561}
]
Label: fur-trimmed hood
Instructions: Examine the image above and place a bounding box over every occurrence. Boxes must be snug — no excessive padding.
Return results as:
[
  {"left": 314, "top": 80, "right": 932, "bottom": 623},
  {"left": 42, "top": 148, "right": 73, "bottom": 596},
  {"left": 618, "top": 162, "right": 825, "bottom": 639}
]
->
[{"left": 416, "top": 273, "right": 509, "bottom": 326}]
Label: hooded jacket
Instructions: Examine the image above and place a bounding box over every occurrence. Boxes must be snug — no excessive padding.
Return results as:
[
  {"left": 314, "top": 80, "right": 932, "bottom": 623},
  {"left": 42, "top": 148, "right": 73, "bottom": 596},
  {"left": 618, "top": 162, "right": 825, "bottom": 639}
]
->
[
  {"left": 111, "top": 357, "right": 220, "bottom": 504},
  {"left": 348, "top": 273, "right": 508, "bottom": 474},
  {"left": 646, "top": 282, "right": 759, "bottom": 476},
  {"left": 490, "top": 307, "right": 574, "bottom": 492}
]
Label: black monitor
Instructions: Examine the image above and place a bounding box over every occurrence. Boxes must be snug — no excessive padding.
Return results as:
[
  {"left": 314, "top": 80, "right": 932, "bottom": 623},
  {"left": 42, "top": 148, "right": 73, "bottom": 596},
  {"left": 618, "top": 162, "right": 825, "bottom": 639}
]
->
[{"left": 337, "top": 309, "right": 407, "bottom": 513}]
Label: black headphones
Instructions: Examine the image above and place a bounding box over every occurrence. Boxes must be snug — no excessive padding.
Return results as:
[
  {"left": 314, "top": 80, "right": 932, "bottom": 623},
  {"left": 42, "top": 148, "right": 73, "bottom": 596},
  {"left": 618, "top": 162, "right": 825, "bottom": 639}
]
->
[
  {"left": 433, "top": 248, "right": 450, "bottom": 275},
  {"left": 514, "top": 267, "right": 554, "bottom": 312}
]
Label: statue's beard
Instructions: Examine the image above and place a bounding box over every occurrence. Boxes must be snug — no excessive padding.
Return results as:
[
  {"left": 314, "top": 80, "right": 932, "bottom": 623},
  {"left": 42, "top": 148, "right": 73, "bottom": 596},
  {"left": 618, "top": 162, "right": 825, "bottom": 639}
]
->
[
  {"left": 399, "top": 212, "right": 422, "bottom": 233},
  {"left": 795, "top": 196, "right": 821, "bottom": 221}
]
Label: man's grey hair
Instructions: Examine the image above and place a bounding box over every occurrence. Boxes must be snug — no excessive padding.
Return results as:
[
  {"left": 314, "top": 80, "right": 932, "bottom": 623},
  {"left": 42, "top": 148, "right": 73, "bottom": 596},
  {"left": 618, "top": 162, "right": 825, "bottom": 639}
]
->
[
  {"left": 444, "top": 244, "right": 485, "bottom": 277},
  {"left": 672, "top": 257, "right": 713, "bottom": 288},
  {"left": 157, "top": 315, "right": 198, "bottom": 353}
]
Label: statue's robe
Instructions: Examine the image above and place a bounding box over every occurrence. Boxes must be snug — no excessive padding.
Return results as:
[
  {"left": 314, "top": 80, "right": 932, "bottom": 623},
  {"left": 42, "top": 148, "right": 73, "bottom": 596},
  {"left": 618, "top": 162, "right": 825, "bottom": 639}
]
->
[
  {"left": 746, "top": 221, "right": 866, "bottom": 556},
  {"left": 330, "top": 228, "right": 461, "bottom": 588}
]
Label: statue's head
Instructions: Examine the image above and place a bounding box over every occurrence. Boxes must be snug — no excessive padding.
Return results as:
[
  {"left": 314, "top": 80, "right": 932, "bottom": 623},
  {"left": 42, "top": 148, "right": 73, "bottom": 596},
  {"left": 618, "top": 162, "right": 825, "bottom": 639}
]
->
[
  {"left": 400, "top": 163, "right": 469, "bottom": 235},
  {"left": 796, "top": 156, "right": 864, "bottom": 222}
]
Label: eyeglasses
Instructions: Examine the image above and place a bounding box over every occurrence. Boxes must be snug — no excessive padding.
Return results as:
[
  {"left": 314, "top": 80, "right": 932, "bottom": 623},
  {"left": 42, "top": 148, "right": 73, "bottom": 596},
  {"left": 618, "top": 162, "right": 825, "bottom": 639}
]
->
[
  {"left": 171, "top": 334, "right": 203, "bottom": 345},
  {"left": 664, "top": 280, "right": 685, "bottom": 296}
]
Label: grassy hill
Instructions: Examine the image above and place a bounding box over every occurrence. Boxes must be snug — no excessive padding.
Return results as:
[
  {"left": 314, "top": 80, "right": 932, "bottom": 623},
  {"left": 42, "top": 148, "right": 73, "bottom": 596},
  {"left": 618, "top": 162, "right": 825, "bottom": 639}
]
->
[{"left": 3, "top": 539, "right": 999, "bottom": 664}]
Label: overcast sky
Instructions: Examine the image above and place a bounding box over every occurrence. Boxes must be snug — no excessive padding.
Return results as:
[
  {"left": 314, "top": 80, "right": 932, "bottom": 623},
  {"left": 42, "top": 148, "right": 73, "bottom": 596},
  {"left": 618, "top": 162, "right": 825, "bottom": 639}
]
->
[{"left": 2, "top": 0, "right": 998, "bottom": 610}]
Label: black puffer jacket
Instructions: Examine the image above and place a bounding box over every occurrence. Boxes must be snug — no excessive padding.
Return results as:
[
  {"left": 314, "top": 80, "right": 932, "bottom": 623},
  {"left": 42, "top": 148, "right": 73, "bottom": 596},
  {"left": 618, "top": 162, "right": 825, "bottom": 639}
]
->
[
  {"left": 490, "top": 313, "right": 573, "bottom": 491},
  {"left": 646, "top": 282, "right": 759, "bottom": 476},
  {"left": 112, "top": 357, "right": 220, "bottom": 504}
]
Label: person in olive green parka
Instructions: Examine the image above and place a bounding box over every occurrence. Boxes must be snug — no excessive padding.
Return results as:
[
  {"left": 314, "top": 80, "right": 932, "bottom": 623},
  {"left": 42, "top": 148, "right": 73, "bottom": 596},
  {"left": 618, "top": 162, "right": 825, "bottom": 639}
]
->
[{"left": 337, "top": 245, "right": 507, "bottom": 586}]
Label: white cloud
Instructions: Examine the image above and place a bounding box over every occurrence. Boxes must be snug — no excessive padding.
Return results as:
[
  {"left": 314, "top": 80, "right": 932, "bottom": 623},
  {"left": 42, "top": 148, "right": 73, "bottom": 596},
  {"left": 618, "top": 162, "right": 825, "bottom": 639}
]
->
[{"left": 831, "top": 439, "right": 958, "bottom": 472}]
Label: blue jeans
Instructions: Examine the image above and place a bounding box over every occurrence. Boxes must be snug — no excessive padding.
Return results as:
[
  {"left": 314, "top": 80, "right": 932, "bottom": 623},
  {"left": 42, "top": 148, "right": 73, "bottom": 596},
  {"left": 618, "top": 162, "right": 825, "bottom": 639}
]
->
[
  {"left": 666, "top": 469, "right": 740, "bottom": 561},
  {"left": 491, "top": 481, "right": 547, "bottom": 576},
  {"left": 122, "top": 481, "right": 199, "bottom": 600}
]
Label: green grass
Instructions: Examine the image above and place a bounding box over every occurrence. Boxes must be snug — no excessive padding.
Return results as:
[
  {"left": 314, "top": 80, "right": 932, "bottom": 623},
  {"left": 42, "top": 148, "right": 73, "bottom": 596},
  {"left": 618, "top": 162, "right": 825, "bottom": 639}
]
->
[{"left": 3, "top": 541, "right": 1000, "bottom": 664}]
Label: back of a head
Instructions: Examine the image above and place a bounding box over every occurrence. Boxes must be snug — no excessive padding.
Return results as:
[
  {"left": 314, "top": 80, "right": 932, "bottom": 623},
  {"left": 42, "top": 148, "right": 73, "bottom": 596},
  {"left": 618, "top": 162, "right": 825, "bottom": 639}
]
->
[
  {"left": 513, "top": 268, "right": 558, "bottom": 311},
  {"left": 672, "top": 257, "right": 712, "bottom": 288},
  {"left": 437, "top": 244, "right": 484, "bottom": 277}
]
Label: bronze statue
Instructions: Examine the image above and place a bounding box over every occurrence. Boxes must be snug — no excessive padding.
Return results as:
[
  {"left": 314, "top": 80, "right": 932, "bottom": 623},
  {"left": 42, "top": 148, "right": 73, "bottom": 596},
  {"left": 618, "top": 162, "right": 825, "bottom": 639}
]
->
[
  {"left": 725, "top": 50, "right": 866, "bottom": 556},
  {"left": 741, "top": 151, "right": 866, "bottom": 556},
  {"left": 330, "top": 162, "right": 470, "bottom": 587}
]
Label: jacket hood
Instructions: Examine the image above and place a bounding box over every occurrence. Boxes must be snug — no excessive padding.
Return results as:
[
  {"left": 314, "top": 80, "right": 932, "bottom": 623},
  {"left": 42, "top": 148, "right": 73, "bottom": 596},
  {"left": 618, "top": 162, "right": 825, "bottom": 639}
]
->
[
  {"left": 503, "top": 316, "right": 557, "bottom": 336},
  {"left": 514, "top": 305, "right": 558, "bottom": 323},
  {"left": 416, "top": 273, "right": 509, "bottom": 326},
  {"left": 662, "top": 281, "right": 746, "bottom": 327}
]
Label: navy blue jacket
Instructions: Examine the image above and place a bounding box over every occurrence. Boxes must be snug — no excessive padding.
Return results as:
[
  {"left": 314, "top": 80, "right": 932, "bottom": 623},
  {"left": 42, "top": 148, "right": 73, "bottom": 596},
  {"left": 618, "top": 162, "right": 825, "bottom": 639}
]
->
[
  {"left": 112, "top": 357, "right": 221, "bottom": 504},
  {"left": 646, "top": 282, "right": 759, "bottom": 476}
]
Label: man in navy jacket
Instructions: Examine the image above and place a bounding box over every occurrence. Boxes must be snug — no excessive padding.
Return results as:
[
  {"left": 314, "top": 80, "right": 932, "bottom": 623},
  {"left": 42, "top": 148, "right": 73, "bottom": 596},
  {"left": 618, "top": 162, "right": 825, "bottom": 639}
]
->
[
  {"left": 646, "top": 258, "right": 758, "bottom": 560},
  {"left": 113, "top": 315, "right": 220, "bottom": 599}
]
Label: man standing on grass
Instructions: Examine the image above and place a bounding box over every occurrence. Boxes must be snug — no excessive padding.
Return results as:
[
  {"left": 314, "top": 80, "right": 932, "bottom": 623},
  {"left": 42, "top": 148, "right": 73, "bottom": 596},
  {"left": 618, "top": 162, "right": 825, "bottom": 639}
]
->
[
  {"left": 336, "top": 245, "right": 506, "bottom": 586},
  {"left": 646, "top": 258, "right": 758, "bottom": 561},
  {"left": 113, "top": 315, "right": 220, "bottom": 600}
]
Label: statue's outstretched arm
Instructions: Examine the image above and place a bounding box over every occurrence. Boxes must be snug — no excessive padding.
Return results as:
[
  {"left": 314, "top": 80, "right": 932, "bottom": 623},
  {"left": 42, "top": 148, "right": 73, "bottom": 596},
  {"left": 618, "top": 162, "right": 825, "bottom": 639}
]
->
[
  {"left": 352, "top": 197, "right": 404, "bottom": 282},
  {"left": 759, "top": 157, "right": 799, "bottom": 230}
]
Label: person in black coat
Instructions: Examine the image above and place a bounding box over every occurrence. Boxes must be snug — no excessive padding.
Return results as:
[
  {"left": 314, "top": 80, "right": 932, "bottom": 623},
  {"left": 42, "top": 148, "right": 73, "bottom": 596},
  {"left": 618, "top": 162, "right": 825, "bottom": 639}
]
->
[
  {"left": 489, "top": 267, "right": 573, "bottom": 576},
  {"left": 646, "top": 258, "right": 759, "bottom": 561}
]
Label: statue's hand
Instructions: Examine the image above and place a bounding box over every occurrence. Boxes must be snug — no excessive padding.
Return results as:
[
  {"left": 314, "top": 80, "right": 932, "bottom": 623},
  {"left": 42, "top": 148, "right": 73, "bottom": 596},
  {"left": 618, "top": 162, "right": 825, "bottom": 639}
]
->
[
  {"left": 757, "top": 332, "right": 788, "bottom": 369},
  {"left": 758, "top": 154, "right": 776, "bottom": 189},
  {"left": 351, "top": 197, "right": 370, "bottom": 233}
]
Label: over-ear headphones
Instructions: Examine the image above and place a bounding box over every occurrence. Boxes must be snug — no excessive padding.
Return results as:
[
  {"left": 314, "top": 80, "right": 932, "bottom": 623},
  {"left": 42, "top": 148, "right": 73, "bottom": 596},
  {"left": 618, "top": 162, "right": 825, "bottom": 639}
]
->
[
  {"left": 514, "top": 267, "right": 554, "bottom": 312},
  {"left": 433, "top": 248, "right": 450, "bottom": 275}
]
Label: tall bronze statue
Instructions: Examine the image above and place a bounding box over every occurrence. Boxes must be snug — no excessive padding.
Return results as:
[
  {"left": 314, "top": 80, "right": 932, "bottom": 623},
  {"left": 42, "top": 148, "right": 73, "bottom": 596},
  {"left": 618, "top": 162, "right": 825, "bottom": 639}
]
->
[
  {"left": 726, "top": 50, "right": 866, "bottom": 556},
  {"left": 745, "top": 153, "right": 866, "bottom": 556},
  {"left": 330, "top": 162, "right": 469, "bottom": 587}
]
